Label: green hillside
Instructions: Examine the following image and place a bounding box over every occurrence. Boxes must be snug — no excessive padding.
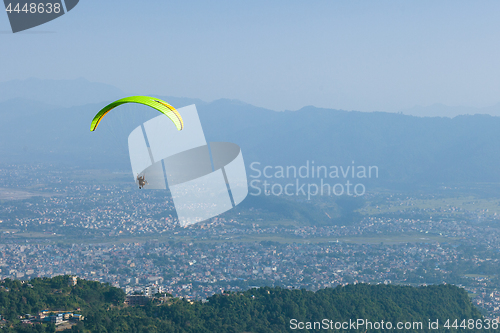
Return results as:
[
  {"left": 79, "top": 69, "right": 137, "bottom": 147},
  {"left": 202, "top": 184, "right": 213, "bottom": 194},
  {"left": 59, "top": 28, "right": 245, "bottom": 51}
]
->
[{"left": 0, "top": 276, "right": 495, "bottom": 332}]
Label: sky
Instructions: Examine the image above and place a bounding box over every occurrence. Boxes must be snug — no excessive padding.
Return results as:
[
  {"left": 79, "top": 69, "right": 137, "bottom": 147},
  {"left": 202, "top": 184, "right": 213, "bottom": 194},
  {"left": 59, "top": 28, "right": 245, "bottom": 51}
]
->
[{"left": 1, "top": 0, "right": 500, "bottom": 112}]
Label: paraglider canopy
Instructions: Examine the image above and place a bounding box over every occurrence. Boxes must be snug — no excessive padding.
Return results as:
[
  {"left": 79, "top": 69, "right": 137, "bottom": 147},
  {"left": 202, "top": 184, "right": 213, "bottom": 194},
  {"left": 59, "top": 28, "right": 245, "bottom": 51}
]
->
[{"left": 90, "top": 96, "right": 184, "bottom": 131}]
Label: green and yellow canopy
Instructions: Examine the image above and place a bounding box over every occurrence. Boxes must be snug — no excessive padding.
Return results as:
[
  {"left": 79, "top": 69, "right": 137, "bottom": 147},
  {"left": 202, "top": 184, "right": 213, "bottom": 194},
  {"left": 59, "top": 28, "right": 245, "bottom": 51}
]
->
[{"left": 90, "top": 96, "right": 184, "bottom": 131}]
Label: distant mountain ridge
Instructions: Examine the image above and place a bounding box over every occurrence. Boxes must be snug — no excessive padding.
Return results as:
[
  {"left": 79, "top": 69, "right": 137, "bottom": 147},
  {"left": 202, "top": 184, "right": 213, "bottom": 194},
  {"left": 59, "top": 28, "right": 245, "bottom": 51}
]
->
[
  {"left": 0, "top": 77, "right": 125, "bottom": 107},
  {"left": 0, "top": 78, "right": 206, "bottom": 109},
  {"left": 400, "top": 103, "right": 500, "bottom": 118},
  {"left": 1, "top": 78, "right": 500, "bottom": 188}
]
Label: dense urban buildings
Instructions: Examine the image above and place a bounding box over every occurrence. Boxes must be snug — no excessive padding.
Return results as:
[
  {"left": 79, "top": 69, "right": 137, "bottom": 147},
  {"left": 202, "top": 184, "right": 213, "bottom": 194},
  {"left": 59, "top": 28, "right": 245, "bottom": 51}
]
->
[{"left": 0, "top": 164, "right": 499, "bottom": 319}]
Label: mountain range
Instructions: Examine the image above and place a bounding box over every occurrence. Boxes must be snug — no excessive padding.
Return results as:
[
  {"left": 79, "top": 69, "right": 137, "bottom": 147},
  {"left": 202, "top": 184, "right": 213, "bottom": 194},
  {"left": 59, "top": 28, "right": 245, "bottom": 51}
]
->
[{"left": 1, "top": 78, "right": 500, "bottom": 188}]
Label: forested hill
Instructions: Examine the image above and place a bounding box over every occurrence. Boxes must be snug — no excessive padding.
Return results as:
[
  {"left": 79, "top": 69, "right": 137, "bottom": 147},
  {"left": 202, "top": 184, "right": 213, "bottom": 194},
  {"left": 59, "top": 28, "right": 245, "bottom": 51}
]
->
[{"left": 0, "top": 276, "right": 494, "bottom": 332}]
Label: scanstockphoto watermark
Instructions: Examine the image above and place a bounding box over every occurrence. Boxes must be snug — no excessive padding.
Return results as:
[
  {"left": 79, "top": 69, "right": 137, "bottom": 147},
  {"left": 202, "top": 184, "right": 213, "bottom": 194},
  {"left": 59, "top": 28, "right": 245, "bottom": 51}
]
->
[
  {"left": 249, "top": 161, "right": 378, "bottom": 199},
  {"left": 289, "top": 318, "right": 499, "bottom": 331}
]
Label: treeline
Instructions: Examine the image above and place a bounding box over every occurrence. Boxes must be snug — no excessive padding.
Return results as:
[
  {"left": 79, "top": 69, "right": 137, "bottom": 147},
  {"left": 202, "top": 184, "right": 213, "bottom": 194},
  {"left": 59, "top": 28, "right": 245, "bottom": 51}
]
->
[
  {"left": 0, "top": 275, "right": 123, "bottom": 332},
  {"left": 84, "top": 284, "right": 491, "bottom": 333},
  {"left": 0, "top": 277, "right": 494, "bottom": 332},
  {"left": 0, "top": 276, "right": 124, "bottom": 319}
]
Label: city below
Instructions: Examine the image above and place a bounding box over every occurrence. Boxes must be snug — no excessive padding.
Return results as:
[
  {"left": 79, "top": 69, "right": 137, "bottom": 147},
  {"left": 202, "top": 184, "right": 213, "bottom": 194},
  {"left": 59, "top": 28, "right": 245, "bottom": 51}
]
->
[{"left": 0, "top": 164, "right": 499, "bottom": 321}]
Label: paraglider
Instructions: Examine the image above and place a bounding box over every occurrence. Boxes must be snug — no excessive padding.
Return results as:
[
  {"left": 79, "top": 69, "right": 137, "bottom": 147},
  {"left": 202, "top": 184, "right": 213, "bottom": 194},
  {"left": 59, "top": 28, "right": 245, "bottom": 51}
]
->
[
  {"left": 137, "top": 174, "right": 148, "bottom": 189},
  {"left": 90, "top": 96, "right": 184, "bottom": 132}
]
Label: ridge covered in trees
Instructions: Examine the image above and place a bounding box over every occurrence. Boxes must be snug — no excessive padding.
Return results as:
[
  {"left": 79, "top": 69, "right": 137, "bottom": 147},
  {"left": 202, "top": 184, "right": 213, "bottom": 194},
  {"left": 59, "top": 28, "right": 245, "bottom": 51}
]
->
[{"left": 0, "top": 276, "right": 493, "bottom": 332}]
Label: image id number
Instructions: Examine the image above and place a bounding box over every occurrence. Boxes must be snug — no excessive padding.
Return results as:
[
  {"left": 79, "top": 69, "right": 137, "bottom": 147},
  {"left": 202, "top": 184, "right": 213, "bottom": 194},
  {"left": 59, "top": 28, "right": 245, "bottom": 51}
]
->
[{"left": 6, "top": 3, "right": 61, "bottom": 14}]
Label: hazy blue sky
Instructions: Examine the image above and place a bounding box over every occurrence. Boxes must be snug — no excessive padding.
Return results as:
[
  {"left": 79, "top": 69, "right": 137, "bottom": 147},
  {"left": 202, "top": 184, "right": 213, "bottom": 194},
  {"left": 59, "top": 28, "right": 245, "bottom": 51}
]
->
[{"left": 1, "top": 0, "right": 500, "bottom": 112}]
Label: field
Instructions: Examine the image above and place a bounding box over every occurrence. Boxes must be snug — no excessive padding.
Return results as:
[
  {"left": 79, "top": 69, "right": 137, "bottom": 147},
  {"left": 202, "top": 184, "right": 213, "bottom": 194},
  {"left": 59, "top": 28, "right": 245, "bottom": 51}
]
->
[
  {"left": 360, "top": 195, "right": 500, "bottom": 217},
  {"left": 36, "top": 230, "right": 458, "bottom": 246},
  {"left": 0, "top": 187, "right": 54, "bottom": 201}
]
